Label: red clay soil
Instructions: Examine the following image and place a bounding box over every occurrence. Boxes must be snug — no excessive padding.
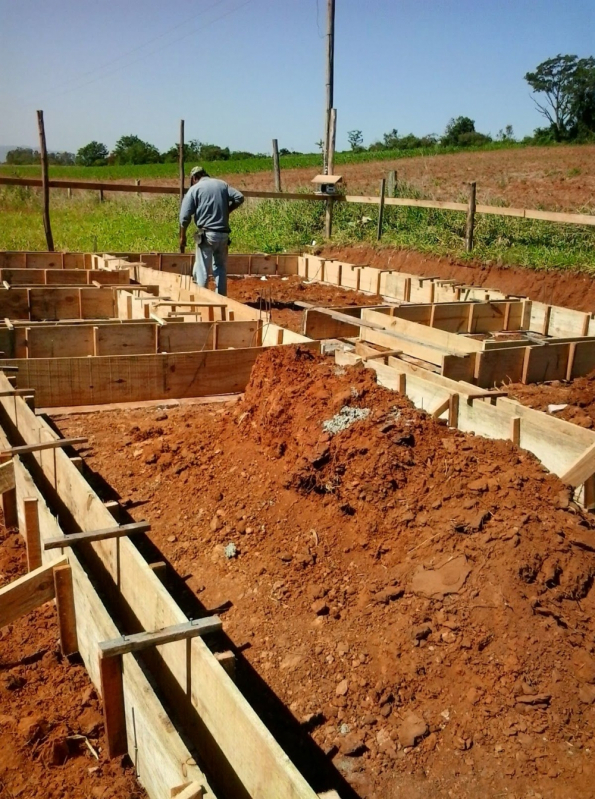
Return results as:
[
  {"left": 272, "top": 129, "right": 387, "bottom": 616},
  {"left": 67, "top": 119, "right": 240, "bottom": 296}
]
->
[
  {"left": 508, "top": 371, "right": 595, "bottom": 430},
  {"left": 135, "top": 146, "right": 595, "bottom": 213},
  {"left": 56, "top": 347, "right": 595, "bottom": 799},
  {"left": 0, "top": 525, "right": 143, "bottom": 799},
  {"left": 227, "top": 275, "right": 381, "bottom": 332},
  {"left": 321, "top": 244, "right": 595, "bottom": 313}
]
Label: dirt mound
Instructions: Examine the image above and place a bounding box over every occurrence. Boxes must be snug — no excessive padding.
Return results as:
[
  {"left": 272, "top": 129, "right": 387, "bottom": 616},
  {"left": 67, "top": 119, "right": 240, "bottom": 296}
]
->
[
  {"left": 509, "top": 370, "right": 595, "bottom": 430},
  {"left": 56, "top": 347, "right": 595, "bottom": 798}
]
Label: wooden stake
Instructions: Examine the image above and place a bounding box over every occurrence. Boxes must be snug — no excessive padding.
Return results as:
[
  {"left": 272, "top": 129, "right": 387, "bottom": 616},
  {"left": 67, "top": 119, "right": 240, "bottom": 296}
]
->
[
  {"left": 272, "top": 139, "right": 281, "bottom": 193},
  {"left": 24, "top": 497, "right": 42, "bottom": 570},
  {"left": 37, "top": 110, "right": 54, "bottom": 251},
  {"left": 99, "top": 188, "right": 104, "bottom": 203},
  {"left": 387, "top": 170, "right": 396, "bottom": 198},
  {"left": 179, "top": 119, "right": 185, "bottom": 206},
  {"left": 377, "top": 178, "right": 386, "bottom": 241},
  {"left": 99, "top": 654, "right": 127, "bottom": 758},
  {"left": 465, "top": 181, "right": 477, "bottom": 253},
  {"left": 53, "top": 564, "right": 78, "bottom": 655},
  {"left": 135, "top": 179, "right": 141, "bottom": 198},
  {"left": 510, "top": 416, "right": 521, "bottom": 447},
  {"left": 0, "top": 453, "right": 18, "bottom": 531}
]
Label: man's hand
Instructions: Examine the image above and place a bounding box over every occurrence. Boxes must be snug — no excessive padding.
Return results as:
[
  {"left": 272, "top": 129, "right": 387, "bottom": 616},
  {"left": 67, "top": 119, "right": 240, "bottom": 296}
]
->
[{"left": 179, "top": 227, "right": 186, "bottom": 254}]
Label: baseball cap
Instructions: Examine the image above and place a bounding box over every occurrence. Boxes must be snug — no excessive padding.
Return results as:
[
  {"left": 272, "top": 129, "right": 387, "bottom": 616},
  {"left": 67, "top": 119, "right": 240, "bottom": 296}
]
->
[{"left": 190, "top": 165, "right": 209, "bottom": 178}]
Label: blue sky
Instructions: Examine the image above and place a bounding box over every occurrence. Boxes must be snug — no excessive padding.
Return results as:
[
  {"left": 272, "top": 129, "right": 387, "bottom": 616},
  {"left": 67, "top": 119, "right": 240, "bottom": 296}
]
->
[{"left": 0, "top": 0, "right": 593, "bottom": 154}]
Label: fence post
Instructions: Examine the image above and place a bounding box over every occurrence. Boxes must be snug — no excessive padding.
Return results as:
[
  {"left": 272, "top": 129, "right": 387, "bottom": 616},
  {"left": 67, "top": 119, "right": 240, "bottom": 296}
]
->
[
  {"left": 99, "top": 188, "right": 104, "bottom": 203},
  {"left": 272, "top": 139, "right": 281, "bottom": 192},
  {"left": 387, "top": 170, "right": 396, "bottom": 198},
  {"left": 377, "top": 178, "right": 386, "bottom": 241},
  {"left": 135, "top": 179, "right": 141, "bottom": 199},
  {"left": 465, "top": 181, "right": 477, "bottom": 252},
  {"left": 36, "top": 110, "right": 54, "bottom": 251},
  {"left": 325, "top": 197, "right": 334, "bottom": 240}
]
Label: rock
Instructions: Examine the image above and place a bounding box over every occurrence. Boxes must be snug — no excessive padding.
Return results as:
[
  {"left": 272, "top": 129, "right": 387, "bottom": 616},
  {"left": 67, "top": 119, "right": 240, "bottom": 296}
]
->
[
  {"left": 311, "top": 599, "right": 329, "bottom": 616},
  {"left": 467, "top": 478, "right": 488, "bottom": 492},
  {"left": 154, "top": 412, "right": 168, "bottom": 421},
  {"left": 167, "top": 535, "right": 176, "bottom": 543},
  {"left": 77, "top": 707, "right": 104, "bottom": 738},
  {"left": 308, "top": 584, "right": 327, "bottom": 601},
  {"left": 579, "top": 684, "right": 595, "bottom": 704},
  {"left": 374, "top": 585, "right": 404, "bottom": 605},
  {"left": 573, "top": 650, "right": 595, "bottom": 684},
  {"left": 279, "top": 552, "right": 293, "bottom": 563},
  {"left": 410, "top": 555, "right": 471, "bottom": 599},
  {"left": 516, "top": 694, "right": 551, "bottom": 706},
  {"left": 340, "top": 733, "right": 366, "bottom": 756},
  {"left": 397, "top": 713, "right": 428, "bottom": 747},
  {"left": 224, "top": 542, "right": 238, "bottom": 559},
  {"left": 17, "top": 715, "right": 49, "bottom": 743},
  {"left": 210, "top": 515, "right": 223, "bottom": 533},
  {"left": 412, "top": 623, "right": 432, "bottom": 641},
  {"left": 376, "top": 728, "right": 397, "bottom": 757},
  {"left": 336, "top": 680, "right": 349, "bottom": 697}
]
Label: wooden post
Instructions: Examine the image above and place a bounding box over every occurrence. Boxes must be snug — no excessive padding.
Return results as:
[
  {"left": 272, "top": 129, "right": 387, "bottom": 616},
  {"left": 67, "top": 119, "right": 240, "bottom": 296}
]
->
[
  {"left": 67, "top": 187, "right": 72, "bottom": 200},
  {"left": 377, "top": 178, "right": 386, "bottom": 241},
  {"left": 179, "top": 119, "right": 185, "bottom": 205},
  {"left": 387, "top": 170, "right": 396, "bottom": 198},
  {"left": 37, "top": 110, "right": 54, "bottom": 252},
  {"left": 323, "top": 0, "right": 335, "bottom": 173},
  {"left": 327, "top": 109, "right": 337, "bottom": 176},
  {"left": 1, "top": 453, "right": 18, "bottom": 532},
  {"left": 99, "top": 654, "right": 127, "bottom": 758},
  {"left": 465, "top": 181, "right": 477, "bottom": 253},
  {"left": 272, "top": 139, "right": 281, "bottom": 192},
  {"left": 53, "top": 564, "right": 78, "bottom": 655},
  {"left": 23, "top": 498, "right": 42, "bottom": 570},
  {"left": 99, "top": 188, "right": 104, "bottom": 203},
  {"left": 325, "top": 197, "right": 334, "bottom": 240},
  {"left": 135, "top": 179, "right": 141, "bottom": 198}
]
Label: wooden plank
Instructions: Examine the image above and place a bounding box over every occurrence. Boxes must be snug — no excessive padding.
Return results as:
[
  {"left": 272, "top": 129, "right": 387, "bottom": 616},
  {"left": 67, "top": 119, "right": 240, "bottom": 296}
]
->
[
  {"left": 361, "top": 308, "right": 483, "bottom": 354},
  {"left": 24, "top": 497, "right": 42, "bottom": 570},
  {"left": 27, "top": 324, "right": 94, "bottom": 357},
  {"left": 99, "top": 654, "right": 127, "bottom": 758},
  {"left": 559, "top": 442, "right": 595, "bottom": 487},
  {"left": 159, "top": 323, "right": 213, "bottom": 352},
  {"left": 44, "top": 521, "right": 151, "bottom": 550},
  {"left": 0, "top": 453, "right": 17, "bottom": 528},
  {"left": 522, "top": 343, "right": 571, "bottom": 384},
  {"left": 53, "top": 564, "right": 78, "bottom": 655},
  {"left": 0, "top": 556, "right": 66, "bottom": 628},
  {"left": 475, "top": 347, "right": 526, "bottom": 387},
  {"left": 3, "top": 437, "right": 87, "bottom": 456},
  {"left": 99, "top": 617, "right": 223, "bottom": 659},
  {"left": 96, "top": 323, "right": 157, "bottom": 356},
  {"left": 0, "top": 459, "right": 15, "bottom": 493}
]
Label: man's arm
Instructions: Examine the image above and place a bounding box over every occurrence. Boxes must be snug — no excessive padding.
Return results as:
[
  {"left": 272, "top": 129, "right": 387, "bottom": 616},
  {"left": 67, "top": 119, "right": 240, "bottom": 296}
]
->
[
  {"left": 179, "top": 189, "right": 196, "bottom": 253},
  {"left": 227, "top": 185, "right": 244, "bottom": 213}
]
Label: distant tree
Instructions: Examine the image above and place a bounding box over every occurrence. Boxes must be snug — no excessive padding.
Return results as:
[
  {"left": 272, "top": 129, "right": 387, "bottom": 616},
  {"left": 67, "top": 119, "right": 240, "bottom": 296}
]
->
[
  {"left": 525, "top": 55, "right": 595, "bottom": 141},
  {"left": 6, "top": 147, "right": 40, "bottom": 165},
  {"left": 198, "top": 143, "right": 230, "bottom": 161},
  {"left": 382, "top": 128, "right": 400, "bottom": 149},
  {"left": 347, "top": 130, "right": 364, "bottom": 152},
  {"left": 162, "top": 142, "right": 198, "bottom": 163},
  {"left": 113, "top": 135, "right": 161, "bottom": 165},
  {"left": 76, "top": 141, "right": 108, "bottom": 166},
  {"left": 496, "top": 125, "right": 515, "bottom": 142},
  {"left": 315, "top": 139, "right": 324, "bottom": 152},
  {"left": 48, "top": 151, "right": 75, "bottom": 165},
  {"left": 442, "top": 117, "right": 476, "bottom": 146}
]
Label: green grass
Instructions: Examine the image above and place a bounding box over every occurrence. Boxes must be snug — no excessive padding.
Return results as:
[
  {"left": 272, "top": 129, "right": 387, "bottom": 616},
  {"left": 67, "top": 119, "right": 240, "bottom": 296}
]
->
[
  {"left": 1, "top": 186, "right": 594, "bottom": 274},
  {"left": 0, "top": 141, "right": 533, "bottom": 182}
]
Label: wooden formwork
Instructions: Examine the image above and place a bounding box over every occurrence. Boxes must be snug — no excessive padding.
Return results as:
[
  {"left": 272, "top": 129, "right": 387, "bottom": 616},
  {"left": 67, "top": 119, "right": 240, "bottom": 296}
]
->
[{"left": 0, "top": 375, "right": 335, "bottom": 799}]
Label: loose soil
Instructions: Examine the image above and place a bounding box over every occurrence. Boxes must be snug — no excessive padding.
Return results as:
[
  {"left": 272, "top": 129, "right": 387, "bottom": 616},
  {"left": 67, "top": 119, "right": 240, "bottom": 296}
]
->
[
  {"left": 118, "top": 146, "right": 595, "bottom": 213},
  {"left": 226, "top": 275, "right": 381, "bottom": 332},
  {"left": 56, "top": 346, "right": 595, "bottom": 799},
  {"left": 321, "top": 244, "right": 595, "bottom": 313},
  {"left": 0, "top": 524, "right": 143, "bottom": 799},
  {"left": 508, "top": 371, "right": 595, "bottom": 431}
]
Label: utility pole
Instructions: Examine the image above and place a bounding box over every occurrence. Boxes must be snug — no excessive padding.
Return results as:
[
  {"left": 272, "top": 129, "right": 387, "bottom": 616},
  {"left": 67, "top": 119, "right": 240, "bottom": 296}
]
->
[{"left": 323, "top": 0, "right": 335, "bottom": 175}]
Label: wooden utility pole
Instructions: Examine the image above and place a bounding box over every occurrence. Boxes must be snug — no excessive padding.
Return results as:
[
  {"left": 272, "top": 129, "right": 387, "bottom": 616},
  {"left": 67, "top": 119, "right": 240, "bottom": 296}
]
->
[
  {"left": 377, "top": 178, "right": 386, "bottom": 241},
  {"left": 323, "top": 0, "right": 335, "bottom": 174},
  {"left": 37, "top": 110, "right": 54, "bottom": 251},
  {"left": 272, "top": 139, "right": 281, "bottom": 192},
  {"left": 465, "top": 181, "right": 477, "bottom": 252},
  {"left": 327, "top": 109, "right": 337, "bottom": 176},
  {"left": 179, "top": 119, "right": 185, "bottom": 205}
]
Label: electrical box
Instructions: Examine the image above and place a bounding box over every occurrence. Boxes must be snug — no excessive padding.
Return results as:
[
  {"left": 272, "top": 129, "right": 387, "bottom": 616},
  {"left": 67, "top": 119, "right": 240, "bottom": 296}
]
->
[{"left": 311, "top": 174, "right": 343, "bottom": 196}]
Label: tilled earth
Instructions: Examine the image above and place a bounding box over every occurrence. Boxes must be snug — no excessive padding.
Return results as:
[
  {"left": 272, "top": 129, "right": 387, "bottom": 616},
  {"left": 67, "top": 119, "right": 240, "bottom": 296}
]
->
[
  {"left": 55, "top": 346, "right": 595, "bottom": 799},
  {"left": 0, "top": 525, "right": 143, "bottom": 799}
]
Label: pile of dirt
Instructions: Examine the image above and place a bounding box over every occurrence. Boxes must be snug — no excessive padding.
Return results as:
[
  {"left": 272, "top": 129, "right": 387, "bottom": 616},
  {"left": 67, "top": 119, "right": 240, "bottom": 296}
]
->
[
  {"left": 509, "top": 371, "right": 595, "bottom": 429},
  {"left": 227, "top": 275, "right": 381, "bottom": 332},
  {"left": 56, "top": 347, "right": 595, "bottom": 798},
  {"left": 0, "top": 525, "right": 143, "bottom": 798}
]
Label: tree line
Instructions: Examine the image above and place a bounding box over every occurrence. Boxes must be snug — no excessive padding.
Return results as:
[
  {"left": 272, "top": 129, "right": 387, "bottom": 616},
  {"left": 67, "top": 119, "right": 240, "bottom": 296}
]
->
[{"left": 5, "top": 54, "right": 594, "bottom": 166}]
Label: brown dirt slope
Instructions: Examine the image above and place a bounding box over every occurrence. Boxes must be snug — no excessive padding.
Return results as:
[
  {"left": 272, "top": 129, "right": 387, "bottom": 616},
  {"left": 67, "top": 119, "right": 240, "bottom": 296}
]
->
[
  {"left": 56, "top": 347, "right": 595, "bottom": 799},
  {"left": 0, "top": 524, "right": 142, "bottom": 799}
]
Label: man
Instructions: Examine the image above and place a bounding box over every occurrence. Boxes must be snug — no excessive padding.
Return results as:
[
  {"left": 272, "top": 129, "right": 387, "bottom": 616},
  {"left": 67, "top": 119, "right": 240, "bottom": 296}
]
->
[{"left": 179, "top": 166, "right": 244, "bottom": 295}]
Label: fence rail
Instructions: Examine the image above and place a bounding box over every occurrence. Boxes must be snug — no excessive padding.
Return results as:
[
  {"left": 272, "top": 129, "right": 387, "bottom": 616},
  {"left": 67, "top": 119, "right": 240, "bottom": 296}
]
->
[{"left": 2, "top": 175, "right": 594, "bottom": 228}]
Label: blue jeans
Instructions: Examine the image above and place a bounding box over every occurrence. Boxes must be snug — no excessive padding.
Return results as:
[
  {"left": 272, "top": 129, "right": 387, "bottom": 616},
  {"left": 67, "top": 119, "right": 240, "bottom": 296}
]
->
[{"left": 193, "top": 232, "right": 229, "bottom": 295}]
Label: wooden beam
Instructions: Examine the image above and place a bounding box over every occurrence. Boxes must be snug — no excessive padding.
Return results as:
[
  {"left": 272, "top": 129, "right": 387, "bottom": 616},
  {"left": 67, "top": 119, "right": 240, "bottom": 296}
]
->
[
  {"left": 559, "top": 442, "right": 595, "bottom": 487},
  {"left": 53, "top": 564, "right": 78, "bottom": 655},
  {"left": 99, "top": 617, "right": 222, "bottom": 659},
  {"left": 0, "top": 556, "right": 66, "bottom": 628},
  {"left": 24, "top": 497, "right": 42, "bottom": 570},
  {"left": 363, "top": 348, "right": 403, "bottom": 360},
  {"left": 171, "top": 782, "right": 205, "bottom": 799},
  {"left": 43, "top": 520, "right": 151, "bottom": 550},
  {"left": 99, "top": 653, "right": 127, "bottom": 758},
  {"left": 2, "top": 437, "right": 87, "bottom": 456},
  {"left": 0, "top": 453, "right": 17, "bottom": 529}
]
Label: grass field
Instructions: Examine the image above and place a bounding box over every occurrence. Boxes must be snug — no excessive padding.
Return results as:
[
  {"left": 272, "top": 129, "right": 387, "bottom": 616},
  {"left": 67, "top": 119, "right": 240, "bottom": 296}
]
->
[
  {"left": 0, "top": 141, "right": 528, "bottom": 181},
  {"left": 2, "top": 185, "right": 595, "bottom": 273}
]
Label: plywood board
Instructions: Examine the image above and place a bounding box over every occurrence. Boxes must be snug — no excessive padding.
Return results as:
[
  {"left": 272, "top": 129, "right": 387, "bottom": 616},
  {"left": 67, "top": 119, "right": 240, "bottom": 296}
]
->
[
  {"left": 28, "top": 325, "right": 95, "bottom": 358},
  {"left": 96, "top": 323, "right": 156, "bottom": 356}
]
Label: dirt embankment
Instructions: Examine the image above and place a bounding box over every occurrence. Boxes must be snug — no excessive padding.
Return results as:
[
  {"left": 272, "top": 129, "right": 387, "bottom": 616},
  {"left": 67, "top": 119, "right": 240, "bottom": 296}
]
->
[
  {"left": 0, "top": 525, "right": 143, "bottom": 799},
  {"left": 321, "top": 244, "right": 595, "bottom": 313},
  {"left": 57, "top": 347, "right": 595, "bottom": 799}
]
